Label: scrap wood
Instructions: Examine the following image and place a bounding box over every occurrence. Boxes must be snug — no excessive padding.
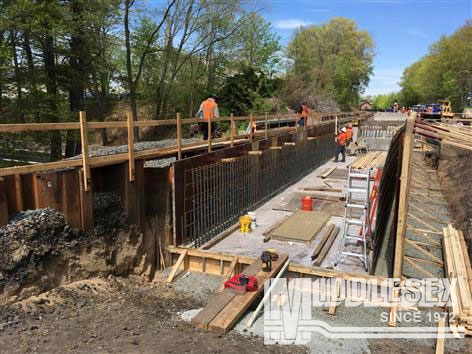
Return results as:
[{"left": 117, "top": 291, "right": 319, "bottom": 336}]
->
[
  {"left": 299, "top": 186, "right": 342, "bottom": 193},
  {"left": 313, "top": 226, "right": 340, "bottom": 266},
  {"left": 206, "top": 254, "right": 289, "bottom": 333},
  {"left": 442, "top": 224, "right": 472, "bottom": 334},
  {"left": 167, "top": 249, "right": 188, "bottom": 283},
  {"left": 311, "top": 224, "right": 335, "bottom": 260},
  {"left": 191, "top": 258, "right": 262, "bottom": 330},
  {"left": 319, "top": 167, "right": 335, "bottom": 179}
]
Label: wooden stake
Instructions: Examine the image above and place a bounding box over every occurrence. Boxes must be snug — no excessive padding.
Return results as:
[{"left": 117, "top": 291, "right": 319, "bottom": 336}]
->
[
  {"left": 435, "top": 318, "right": 445, "bottom": 354},
  {"left": 167, "top": 249, "right": 188, "bottom": 283},
  {"left": 208, "top": 118, "right": 212, "bottom": 152},
  {"left": 249, "top": 113, "right": 253, "bottom": 141},
  {"left": 14, "top": 174, "right": 23, "bottom": 211},
  {"left": 127, "top": 111, "right": 135, "bottom": 181},
  {"left": 176, "top": 112, "right": 182, "bottom": 160},
  {"left": 265, "top": 112, "right": 268, "bottom": 139},
  {"left": 230, "top": 113, "right": 235, "bottom": 147},
  {"left": 79, "top": 111, "right": 91, "bottom": 191}
]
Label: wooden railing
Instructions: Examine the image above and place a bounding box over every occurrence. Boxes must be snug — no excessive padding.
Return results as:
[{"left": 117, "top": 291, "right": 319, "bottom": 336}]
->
[{"left": 0, "top": 111, "right": 370, "bottom": 188}]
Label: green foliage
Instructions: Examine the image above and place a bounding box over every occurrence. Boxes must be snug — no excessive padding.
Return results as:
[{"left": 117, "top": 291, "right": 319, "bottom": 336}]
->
[
  {"left": 399, "top": 21, "right": 472, "bottom": 111},
  {"left": 285, "top": 17, "right": 375, "bottom": 110}
]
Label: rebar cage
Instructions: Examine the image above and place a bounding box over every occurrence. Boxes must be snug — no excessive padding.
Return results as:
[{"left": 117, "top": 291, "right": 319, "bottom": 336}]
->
[{"left": 180, "top": 134, "right": 334, "bottom": 247}]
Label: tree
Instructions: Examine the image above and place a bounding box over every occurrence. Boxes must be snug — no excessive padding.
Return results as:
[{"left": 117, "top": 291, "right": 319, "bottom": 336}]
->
[{"left": 285, "top": 17, "right": 374, "bottom": 110}]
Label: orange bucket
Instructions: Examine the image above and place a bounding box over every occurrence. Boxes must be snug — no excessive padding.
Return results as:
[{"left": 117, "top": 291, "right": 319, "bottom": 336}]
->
[{"left": 301, "top": 195, "right": 313, "bottom": 211}]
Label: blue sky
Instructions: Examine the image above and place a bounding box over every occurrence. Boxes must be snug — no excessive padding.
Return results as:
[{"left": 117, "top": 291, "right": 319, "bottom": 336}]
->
[{"left": 262, "top": 0, "right": 472, "bottom": 96}]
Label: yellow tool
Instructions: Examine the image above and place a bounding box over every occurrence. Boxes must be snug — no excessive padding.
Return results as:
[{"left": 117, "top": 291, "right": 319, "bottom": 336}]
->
[{"left": 239, "top": 215, "right": 252, "bottom": 233}]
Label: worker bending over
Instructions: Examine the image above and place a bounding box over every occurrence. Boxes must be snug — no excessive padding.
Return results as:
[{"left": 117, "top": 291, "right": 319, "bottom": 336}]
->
[
  {"left": 197, "top": 96, "right": 219, "bottom": 140},
  {"left": 334, "top": 127, "right": 347, "bottom": 163}
]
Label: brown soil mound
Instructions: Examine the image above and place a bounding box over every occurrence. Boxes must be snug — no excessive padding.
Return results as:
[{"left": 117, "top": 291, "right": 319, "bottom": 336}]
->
[{"left": 437, "top": 145, "right": 472, "bottom": 259}]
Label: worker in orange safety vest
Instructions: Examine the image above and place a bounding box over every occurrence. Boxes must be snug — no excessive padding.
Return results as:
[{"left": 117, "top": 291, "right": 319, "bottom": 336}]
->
[
  {"left": 334, "top": 127, "right": 347, "bottom": 163},
  {"left": 197, "top": 96, "right": 219, "bottom": 140},
  {"left": 345, "top": 123, "right": 353, "bottom": 145},
  {"left": 298, "top": 103, "right": 310, "bottom": 128}
]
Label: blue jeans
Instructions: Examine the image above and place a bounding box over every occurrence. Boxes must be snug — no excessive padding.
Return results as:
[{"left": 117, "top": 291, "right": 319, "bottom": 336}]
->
[{"left": 335, "top": 145, "right": 346, "bottom": 162}]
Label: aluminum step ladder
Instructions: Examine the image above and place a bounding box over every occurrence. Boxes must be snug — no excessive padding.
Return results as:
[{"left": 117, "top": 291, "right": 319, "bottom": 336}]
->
[{"left": 334, "top": 167, "right": 372, "bottom": 272}]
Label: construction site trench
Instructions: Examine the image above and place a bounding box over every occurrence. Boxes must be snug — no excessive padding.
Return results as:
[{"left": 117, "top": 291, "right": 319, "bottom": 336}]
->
[{"left": 0, "top": 112, "right": 471, "bottom": 353}]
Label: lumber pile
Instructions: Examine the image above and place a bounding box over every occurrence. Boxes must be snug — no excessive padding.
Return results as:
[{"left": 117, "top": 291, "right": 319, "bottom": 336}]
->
[
  {"left": 192, "top": 253, "right": 289, "bottom": 333},
  {"left": 442, "top": 224, "right": 472, "bottom": 335},
  {"left": 415, "top": 120, "right": 472, "bottom": 151},
  {"left": 349, "top": 151, "right": 387, "bottom": 169}
]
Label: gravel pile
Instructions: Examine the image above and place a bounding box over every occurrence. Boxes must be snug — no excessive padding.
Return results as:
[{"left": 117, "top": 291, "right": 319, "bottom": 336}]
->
[
  {"left": 73, "top": 138, "right": 201, "bottom": 159},
  {"left": 92, "top": 192, "right": 128, "bottom": 236},
  {"left": 144, "top": 157, "right": 176, "bottom": 168},
  {"left": 0, "top": 208, "right": 80, "bottom": 275}
]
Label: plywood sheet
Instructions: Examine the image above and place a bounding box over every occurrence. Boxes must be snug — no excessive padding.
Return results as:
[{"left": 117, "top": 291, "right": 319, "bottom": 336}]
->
[{"left": 269, "top": 210, "right": 330, "bottom": 243}]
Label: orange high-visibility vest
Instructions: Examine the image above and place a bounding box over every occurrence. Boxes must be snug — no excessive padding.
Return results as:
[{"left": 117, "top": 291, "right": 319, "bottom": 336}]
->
[
  {"left": 202, "top": 99, "right": 217, "bottom": 120},
  {"left": 337, "top": 132, "right": 347, "bottom": 146},
  {"left": 300, "top": 104, "right": 309, "bottom": 117},
  {"left": 345, "top": 128, "right": 353, "bottom": 140}
]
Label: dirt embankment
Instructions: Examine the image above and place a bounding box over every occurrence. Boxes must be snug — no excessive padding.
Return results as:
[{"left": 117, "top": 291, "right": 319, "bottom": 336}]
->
[
  {"left": 437, "top": 145, "right": 472, "bottom": 258},
  {"left": 0, "top": 192, "right": 148, "bottom": 305}
]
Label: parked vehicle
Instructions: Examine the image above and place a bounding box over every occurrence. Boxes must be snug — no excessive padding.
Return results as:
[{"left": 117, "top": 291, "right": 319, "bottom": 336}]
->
[
  {"left": 420, "top": 103, "right": 441, "bottom": 120},
  {"left": 411, "top": 104, "right": 425, "bottom": 112}
]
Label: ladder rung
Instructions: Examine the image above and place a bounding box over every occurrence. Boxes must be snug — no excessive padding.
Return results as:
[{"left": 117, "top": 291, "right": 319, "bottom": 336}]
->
[
  {"left": 345, "top": 235, "right": 365, "bottom": 241},
  {"left": 340, "top": 251, "right": 366, "bottom": 259},
  {"left": 346, "top": 219, "right": 363, "bottom": 226},
  {"left": 349, "top": 173, "right": 368, "bottom": 178},
  {"left": 348, "top": 188, "right": 368, "bottom": 194},
  {"left": 346, "top": 203, "right": 365, "bottom": 209}
]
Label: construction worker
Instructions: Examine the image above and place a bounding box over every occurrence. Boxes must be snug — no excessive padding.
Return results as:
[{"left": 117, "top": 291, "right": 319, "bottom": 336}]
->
[
  {"left": 298, "top": 102, "right": 310, "bottom": 127},
  {"left": 334, "top": 127, "right": 347, "bottom": 163},
  {"left": 197, "top": 96, "right": 219, "bottom": 140},
  {"left": 345, "top": 123, "right": 353, "bottom": 145}
]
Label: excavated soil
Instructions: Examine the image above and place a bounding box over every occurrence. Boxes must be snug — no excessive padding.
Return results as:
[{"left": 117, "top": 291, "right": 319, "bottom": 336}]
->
[
  {"left": 0, "top": 276, "right": 307, "bottom": 353},
  {"left": 437, "top": 145, "right": 472, "bottom": 258}
]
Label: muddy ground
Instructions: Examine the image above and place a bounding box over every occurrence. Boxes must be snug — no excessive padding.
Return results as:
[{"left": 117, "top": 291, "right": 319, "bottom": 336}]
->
[
  {"left": 437, "top": 145, "right": 472, "bottom": 258},
  {"left": 0, "top": 275, "right": 307, "bottom": 354}
]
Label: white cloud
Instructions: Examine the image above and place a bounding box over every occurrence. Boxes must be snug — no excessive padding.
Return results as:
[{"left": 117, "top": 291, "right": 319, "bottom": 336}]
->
[
  {"left": 365, "top": 68, "right": 403, "bottom": 96},
  {"left": 274, "top": 19, "right": 312, "bottom": 30}
]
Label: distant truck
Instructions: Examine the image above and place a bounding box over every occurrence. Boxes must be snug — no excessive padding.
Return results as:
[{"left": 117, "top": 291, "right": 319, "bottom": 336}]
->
[{"left": 420, "top": 103, "right": 441, "bottom": 120}]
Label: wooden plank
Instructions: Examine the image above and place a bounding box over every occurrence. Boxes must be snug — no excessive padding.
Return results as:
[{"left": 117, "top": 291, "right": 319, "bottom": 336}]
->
[
  {"left": 207, "top": 254, "right": 289, "bottom": 333},
  {"left": 311, "top": 224, "right": 335, "bottom": 260},
  {"left": 0, "top": 178, "right": 8, "bottom": 226},
  {"left": 79, "top": 111, "right": 91, "bottom": 191},
  {"left": 176, "top": 112, "right": 182, "bottom": 160},
  {"left": 435, "top": 318, "right": 445, "bottom": 354},
  {"left": 14, "top": 174, "right": 23, "bottom": 211},
  {"left": 313, "top": 226, "right": 340, "bottom": 266},
  {"left": 320, "top": 167, "right": 335, "bottom": 179},
  {"left": 127, "top": 111, "right": 135, "bottom": 181},
  {"left": 192, "top": 258, "right": 262, "bottom": 330},
  {"left": 230, "top": 113, "right": 234, "bottom": 147},
  {"left": 167, "top": 249, "right": 188, "bottom": 283},
  {"left": 78, "top": 169, "right": 93, "bottom": 231},
  {"left": 393, "top": 114, "right": 415, "bottom": 279},
  {"left": 0, "top": 122, "right": 80, "bottom": 132}
]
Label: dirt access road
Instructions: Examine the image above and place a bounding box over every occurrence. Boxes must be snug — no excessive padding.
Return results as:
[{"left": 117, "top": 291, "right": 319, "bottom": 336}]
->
[{"left": 0, "top": 275, "right": 307, "bottom": 354}]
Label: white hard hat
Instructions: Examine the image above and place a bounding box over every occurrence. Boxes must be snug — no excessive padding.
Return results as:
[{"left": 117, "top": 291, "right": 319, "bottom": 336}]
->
[{"left": 341, "top": 127, "right": 347, "bottom": 132}]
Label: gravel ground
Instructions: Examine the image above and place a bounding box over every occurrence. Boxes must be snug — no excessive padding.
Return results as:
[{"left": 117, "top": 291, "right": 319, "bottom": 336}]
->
[
  {"left": 144, "top": 157, "right": 176, "bottom": 168},
  {"left": 73, "top": 138, "right": 201, "bottom": 159}
]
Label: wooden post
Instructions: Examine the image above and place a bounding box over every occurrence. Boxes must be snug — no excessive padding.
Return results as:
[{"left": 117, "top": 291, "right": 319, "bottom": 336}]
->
[
  {"left": 14, "top": 174, "right": 23, "bottom": 211},
  {"left": 264, "top": 112, "right": 268, "bottom": 139},
  {"left": 208, "top": 117, "right": 212, "bottom": 152},
  {"left": 0, "top": 177, "right": 8, "bottom": 226},
  {"left": 79, "top": 111, "right": 91, "bottom": 191},
  {"left": 230, "top": 113, "right": 234, "bottom": 147},
  {"left": 389, "top": 113, "right": 415, "bottom": 326},
  {"left": 127, "top": 111, "right": 135, "bottom": 181},
  {"left": 249, "top": 114, "right": 253, "bottom": 141},
  {"left": 176, "top": 112, "right": 182, "bottom": 160}
]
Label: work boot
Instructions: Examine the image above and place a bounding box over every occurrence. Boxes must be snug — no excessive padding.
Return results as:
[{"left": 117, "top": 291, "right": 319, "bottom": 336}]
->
[
  {"left": 340, "top": 159, "right": 345, "bottom": 163},
  {"left": 333, "top": 159, "right": 338, "bottom": 163}
]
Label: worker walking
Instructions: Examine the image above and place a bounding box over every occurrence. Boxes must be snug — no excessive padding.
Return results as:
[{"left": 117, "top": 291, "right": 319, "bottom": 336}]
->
[
  {"left": 197, "top": 96, "right": 219, "bottom": 140},
  {"left": 334, "top": 127, "right": 347, "bottom": 163},
  {"left": 298, "top": 102, "right": 310, "bottom": 128}
]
